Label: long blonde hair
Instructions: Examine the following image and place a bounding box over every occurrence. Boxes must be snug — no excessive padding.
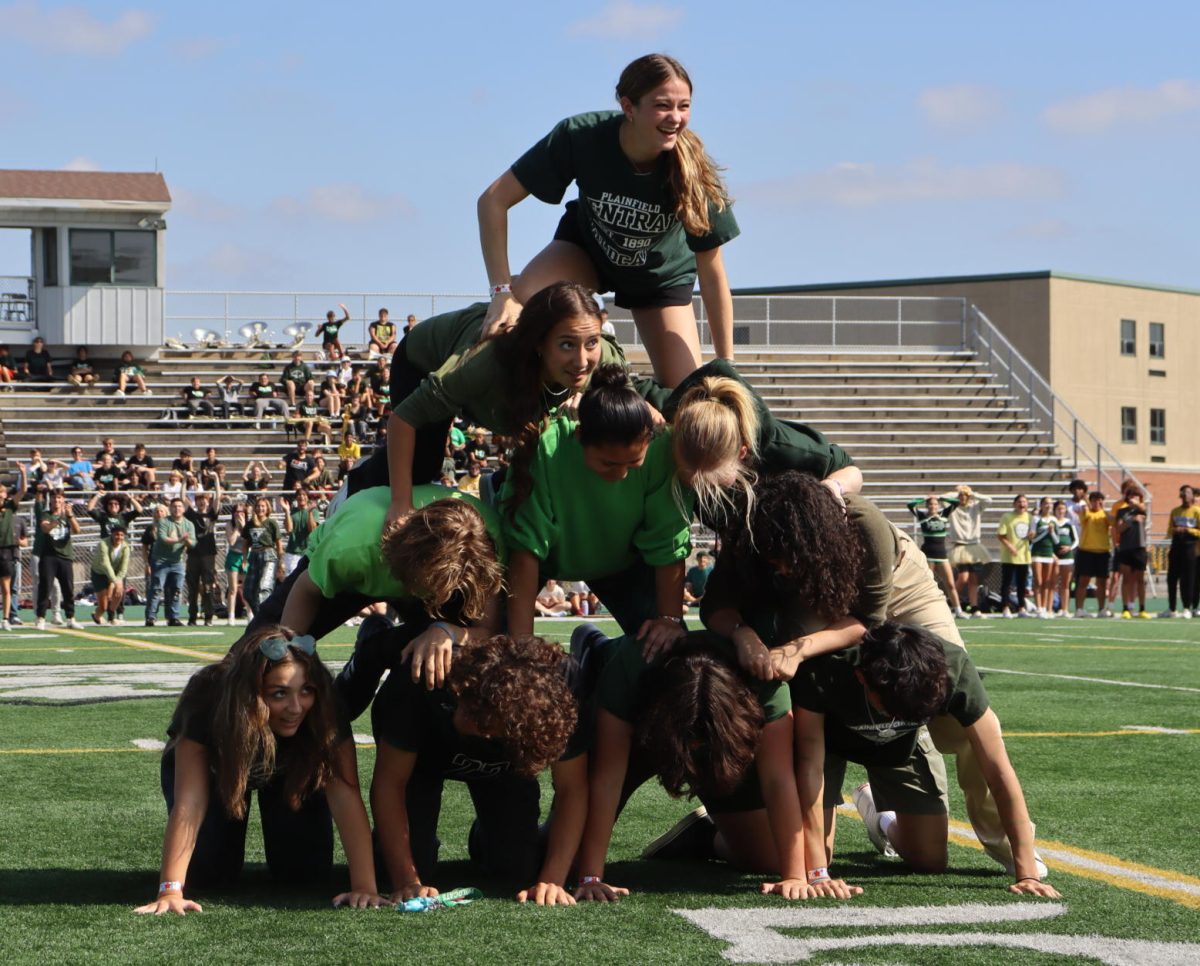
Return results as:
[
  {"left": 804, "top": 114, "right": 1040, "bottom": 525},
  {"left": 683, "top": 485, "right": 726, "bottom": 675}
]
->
[
  {"left": 616, "top": 54, "right": 730, "bottom": 236},
  {"left": 672, "top": 375, "right": 759, "bottom": 527}
]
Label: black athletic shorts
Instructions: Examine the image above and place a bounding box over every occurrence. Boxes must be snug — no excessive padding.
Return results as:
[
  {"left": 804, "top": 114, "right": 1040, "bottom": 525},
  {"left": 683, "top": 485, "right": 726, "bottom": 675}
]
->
[
  {"left": 0, "top": 548, "right": 14, "bottom": 580},
  {"left": 1116, "top": 548, "right": 1148, "bottom": 572},
  {"left": 554, "top": 203, "right": 696, "bottom": 310},
  {"left": 1074, "top": 549, "right": 1110, "bottom": 579}
]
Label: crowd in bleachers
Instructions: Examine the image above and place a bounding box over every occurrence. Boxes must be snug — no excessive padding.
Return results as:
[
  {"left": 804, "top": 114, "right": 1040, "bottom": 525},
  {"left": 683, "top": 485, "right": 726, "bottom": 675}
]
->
[{"left": 0, "top": 307, "right": 550, "bottom": 629}]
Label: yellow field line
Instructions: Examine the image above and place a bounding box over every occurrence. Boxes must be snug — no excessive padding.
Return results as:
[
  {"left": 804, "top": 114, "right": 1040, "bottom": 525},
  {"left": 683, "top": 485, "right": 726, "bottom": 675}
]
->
[
  {"left": 840, "top": 799, "right": 1200, "bottom": 909},
  {"left": 50, "top": 627, "right": 219, "bottom": 662}
]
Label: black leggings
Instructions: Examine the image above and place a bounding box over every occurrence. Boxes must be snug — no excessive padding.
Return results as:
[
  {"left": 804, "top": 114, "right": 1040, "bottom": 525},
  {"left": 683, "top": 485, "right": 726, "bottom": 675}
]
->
[
  {"left": 36, "top": 555, "right": 74, "bottom": 618},
  {"left": 186, "top": 553, "right": 217, "bottom": 621},
  {"left": 160, "top": 745, "right": 333, "bottom": 889},
  {"left": 346, "top": 338, "right": 450, "bottom": 497},
  {"left": 1167, "top": 543, "right": 1199, "bottom": 611},
  {"left": 999, "top": 563, "right": 1029, "bottom": 610}
]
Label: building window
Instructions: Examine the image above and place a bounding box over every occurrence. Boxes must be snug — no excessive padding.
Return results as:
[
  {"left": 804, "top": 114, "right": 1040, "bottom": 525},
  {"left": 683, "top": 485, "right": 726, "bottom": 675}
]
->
[
  {"left": 42, "top": 228, "right": 58, "bottom": 287},
  {"left": 1120, "top": 406, "right": 1137, "bottom": 444},
  {"left": 1150, "top": 408, "right": 1166, "bottom": 445},
  {"left": 69, "top": 229, "right": 156, "bottom": 286},
  {"left": 1119, "top": 319, "right": 1136, "bottom": 356},
  {"left": 1149, "top": 322, "right": 1165, "bottom": 359}
]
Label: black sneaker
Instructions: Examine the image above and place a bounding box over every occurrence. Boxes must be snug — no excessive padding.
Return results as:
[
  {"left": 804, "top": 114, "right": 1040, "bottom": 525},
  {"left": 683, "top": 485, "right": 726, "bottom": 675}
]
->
[
  {"left": 186, "top": 619, "right": 197, "bottom": 627},
  {"left": 168, "top": 619, "right": 184, "bottom": 627},
  {"left": 145, "top": 619, "right": 156, "bottom": 627},
  {"left": 640, "top": 807, "right": 717, "bottom": 861}
]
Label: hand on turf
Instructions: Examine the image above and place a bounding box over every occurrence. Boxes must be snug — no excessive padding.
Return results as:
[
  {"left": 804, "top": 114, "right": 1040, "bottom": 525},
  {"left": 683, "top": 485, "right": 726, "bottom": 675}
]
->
[
  {"left": 402, "top": 625, "right": 457, "bottom": 689},
  {"left": 332, "top": 890, "right": 392, "bottom": 909},
  {"left": 574, "top": 880, "right": 630, "bottom": 903},
  {"left": 481, "top": 294, "right": 523, "bottom": 341},
  {"left": 135, "top": 894, "right": 202, "bottom": 916},
  {"left": 733, "top": 629, "right": 772, "bottom": 680},
  {"left": 637, "top": 617, "right": 686, "bottom": 661},
  {"left": 1009, "top": 878, "right": 1060, "bottom": 898},
  {"left": 759, "top": 878, "right": 810, "bottom": 900},
  {"left": 517, "top": 881, "right": 576, "bottom": 906},
  {"left": 807, "top": 877, "right": 863, "bottom": 899},
  {"left": 392, "top": 882, "right": 438, "bottom": 902}
]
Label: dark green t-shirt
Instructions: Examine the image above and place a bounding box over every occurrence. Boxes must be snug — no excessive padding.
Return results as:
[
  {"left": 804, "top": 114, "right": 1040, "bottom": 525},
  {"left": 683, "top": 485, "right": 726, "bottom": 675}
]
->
[
  {"left": 88, "top": 507, "right": 137, "bottom": 539},
  {"left": 297, "top": 401, "right": 321, "bottom": 419},
  {"left": 245, "top": 518, "right": 281, "bottom": 553},
  {"left": 0, "top": 501, "right": 17, "bottom": 548},
  {"left": 319, "top": 319, "right": 344, "bottom": 342},
  {"left": 282, "top": 362, "right": 312, "bottom": 385},
  {"left": 645, "top": 359, "right": 855, "bottom": 491},
  {"left": 285, "top": 508, "right": 317, "bottom": 555},
  {"left": 511, "top": 111, "right": 740, "bottom": 297},
  {"left": 789, "top": 640, "right": 989, "bottom": 767},
  {"left": 36, "top": 510, "right": 74, "bottom": 559},
  {"left": 597, "top": 631, "right": 791, "bottom": 725},
  {"left": 371, "top": 654, "right": 585, "bottom": 779},
  {"left": 252, "top": 383, "right": 277, "bottom": 399}
]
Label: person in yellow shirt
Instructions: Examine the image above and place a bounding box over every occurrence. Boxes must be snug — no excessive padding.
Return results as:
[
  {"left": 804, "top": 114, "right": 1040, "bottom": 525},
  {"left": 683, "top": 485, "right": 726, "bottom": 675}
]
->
[
  {"left": 996, "top": 495, "right": 1032, "bottom": 618},
  {"left": 1074, "top": 491, "right": 1114, "bottom": 618},
  {"left": 337, "top": 427, "right": 362, "bottom": 482}
]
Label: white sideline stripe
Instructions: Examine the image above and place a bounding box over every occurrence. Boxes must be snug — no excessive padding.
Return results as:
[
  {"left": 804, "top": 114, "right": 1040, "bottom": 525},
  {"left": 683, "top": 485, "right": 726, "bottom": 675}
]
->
[
  {"left": 131, "top": 738, "right": 166, "bottom": 750},
  {"left": 112, "top": 631, "right": 224, "bottom": 638},
  {"left": 1122, "top": 725, "right": 1193, "bottom": 734},
  {"left": 977, "top": 666, "right": 1200, "bottom": 693}
]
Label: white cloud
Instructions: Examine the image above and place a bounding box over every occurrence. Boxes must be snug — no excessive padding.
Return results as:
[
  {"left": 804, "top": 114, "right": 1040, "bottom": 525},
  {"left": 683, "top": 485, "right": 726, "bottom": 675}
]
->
[
  {"left": 270, "top": 183, "right": 414, "bottom": 224},
  {"left": 918, "top": 84, "right": 1004, "bottom": 129},
  {"left": 1042, "top": 80, "right": 1200, "bottom": 134},
  {"left": 568, "top": 1, "right": 683, "bottom": 39},
  {"left": 0, "top": 1, "right": 155, "bottom": 55},
  {"left": 61, "top": 155, "right": 100, "bottom": 171},
  {"left": 745, "top": 158, "right": 1065, "bottom": 208}
]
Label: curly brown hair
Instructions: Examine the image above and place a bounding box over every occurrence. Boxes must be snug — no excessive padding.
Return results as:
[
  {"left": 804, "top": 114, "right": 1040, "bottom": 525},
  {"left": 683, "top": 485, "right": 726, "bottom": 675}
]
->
[
  {"left": 381, "top": 497, "right": 504, "bottom": 622},
  {"left": 446, "top": 635, "right": 577, "bottom": 777},
  {"left": 173, "top": 625, "right": 340, "bottom": 819},
  {"left": 858, "top": 622, "right": 950, "bottom": 723},
  {"left": 634, "top": 635, "right": 764, "bottom": 800},
  {"left": 729, "top": 470, "right": 865, "bottom": 621}
]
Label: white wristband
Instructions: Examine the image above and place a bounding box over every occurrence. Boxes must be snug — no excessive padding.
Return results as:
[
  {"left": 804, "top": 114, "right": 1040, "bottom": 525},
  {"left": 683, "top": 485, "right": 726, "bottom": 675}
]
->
[{"left": 490, "top": 283, "right": 512, "bottom": 297}]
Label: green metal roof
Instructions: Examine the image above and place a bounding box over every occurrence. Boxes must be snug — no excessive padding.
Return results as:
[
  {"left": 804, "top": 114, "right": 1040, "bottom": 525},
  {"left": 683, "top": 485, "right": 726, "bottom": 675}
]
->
[{"left": 733, "top": 270, "right": 1200, "bottom": 298}]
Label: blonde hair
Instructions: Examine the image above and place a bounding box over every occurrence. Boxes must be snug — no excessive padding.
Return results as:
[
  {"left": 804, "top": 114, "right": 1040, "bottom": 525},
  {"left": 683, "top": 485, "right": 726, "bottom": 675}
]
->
[
  {"left": 672, "top": 375, "right": 759, "bottom": 527},
  {"left": 616, "top": 54, "right": 730, "bottom": 236}
]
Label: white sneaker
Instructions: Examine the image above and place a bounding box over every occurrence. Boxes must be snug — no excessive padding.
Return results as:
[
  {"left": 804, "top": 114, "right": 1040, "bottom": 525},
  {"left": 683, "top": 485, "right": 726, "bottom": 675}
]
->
[
  {"left": 35, "top": 618, "right": 46, "bottom": 630},
  {"left": 111, "top": 616, "right": 124, "bottom": 626},
  {"left": 1100, "top": 608, "right": 1115, "bottom": 619},
  {"left": 66, "top": 618, "right": 83, "bottom": 630},
  {"left": 1182, "top": 610, "right": 1194, "bottom": 620},
  {"left": 225, "top": 617, "right": 235, "bottom": 626},
  {"left": 852, "top": 783, "right": 898, "bottom": 857},
  {"left": 954, "top": 608, "right": 967, "bottom": 619},
  {"left": 1002, "top": 608, "right": 1014, "bottom": 619},
  {"left": 51, "top": 610, "right": 65, "bottom": 626},
  {"left": 1015, "top": 610, "right": 1030, "bottom": 618},
  {"left": 0, "top": 619, "right": 9, "bottom": 631},
  {"left": 113, "top": 388, "right": 125, "bottom": 397},
  {"left": 142, "top": 388, "right": 153, "bottom": 396},
  {"left": 1156, "top": 609, "right": 1174, "bottom": 618},
  {"left": 970, "top": 609, "right": 984, "bottom": 619}
]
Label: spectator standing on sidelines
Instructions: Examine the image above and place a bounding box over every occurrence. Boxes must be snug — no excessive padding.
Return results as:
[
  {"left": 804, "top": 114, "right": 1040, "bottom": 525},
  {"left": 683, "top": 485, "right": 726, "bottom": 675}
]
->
[
  {"left": 34, "top": 489, "right": 82, "bottom": 630},
  {"left": 1074, "top": 491, "right": 1114, "bottom": 618},
  {"left": 1164, "top": 485, "right": 1200, "bottom": 618},
  {"left": 0, "top": 483, "right": 25, "bottom": 631},
  {"left": 281, "top": 351, "right": 314, "bottom": 408},
  {"left": 67, "top": 346, "right": 98, "bottom": 388},
  {"left": 1051, "top": 500, "right": 1079, "bottom": 617},
  {"left": 996, "top": 495, "right": 1032, "bottom": 618},
  {"left": 907, "top": 494, "right": 965, "bottom": 618},
  {"left": 683, "top": 551, "right": 713, "bottom": 608},
  {"left": 145, "top": 498, "right": 196, "bottom": 627},
  {"left": 944, "top": 486, "right": 991, "bottom": 616},
  {"left": 90, "top": 525, "right": 130, "bottom": 625},
  {"left": 1029, "top": 497, "right": 1059, "bottom": 618},
  {"left": 320, "top": 304, "right": 350, "bottom": 358},
  {"left": 114, "top": 350, "right": 150, "bottom": 396},
  {"left": 282, "top": 491, "right": 318, "bottom": 576},
  {"left": 279, "top": 439, "right": 312, "bottom": 492},
  {"left": 224, "top": 503, "right": 250, "bottom": 626},
  {"left": 87, "top": 491, "right": 143, "bottom": 538},
  {"left": 240, "top": 496, "right": 284, "bottom": 615},
  {"left": 185, "top": 487, "right": 226, "bottom": 626},
  {"left": 1115, "top": 486, "right": 1151, "bottom": 619}
]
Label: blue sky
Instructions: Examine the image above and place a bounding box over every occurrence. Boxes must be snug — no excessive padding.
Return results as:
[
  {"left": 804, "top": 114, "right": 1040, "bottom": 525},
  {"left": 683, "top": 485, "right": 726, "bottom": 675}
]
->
[{"left": 2, "top": 0, "right": 1199, "bottom": 298}]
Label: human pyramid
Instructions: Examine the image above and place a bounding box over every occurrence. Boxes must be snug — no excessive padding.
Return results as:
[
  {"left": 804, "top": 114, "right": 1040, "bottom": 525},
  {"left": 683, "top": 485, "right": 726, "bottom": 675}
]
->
[{"left": 137, "top": 53, "right": 1060, "bottom": 916}]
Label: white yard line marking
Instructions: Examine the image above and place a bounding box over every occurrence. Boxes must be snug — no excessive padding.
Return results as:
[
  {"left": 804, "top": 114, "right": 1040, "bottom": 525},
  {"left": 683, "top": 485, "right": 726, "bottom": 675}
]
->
[{"left": 976, "top": 666, "right": 1200, "bottom": 693}]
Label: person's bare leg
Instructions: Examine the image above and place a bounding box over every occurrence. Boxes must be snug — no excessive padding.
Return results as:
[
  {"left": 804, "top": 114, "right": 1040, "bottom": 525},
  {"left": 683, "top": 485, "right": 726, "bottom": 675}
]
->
[
  {"left": 935, "top": 560, "right": 961, "bottom": 611},
  {"left": 512, "top": 241, "right": 601, "bottom": 307},
  {"left": 632, "top": 303, "right": 703, "bottom": 387},
  {"left": 887, "top": 813, "right": 949, "bottom": 873}
]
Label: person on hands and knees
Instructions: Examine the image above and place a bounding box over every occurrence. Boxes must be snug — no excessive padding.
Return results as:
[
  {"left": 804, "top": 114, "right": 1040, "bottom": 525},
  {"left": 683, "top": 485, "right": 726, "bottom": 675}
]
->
[{"left": 791, "top": 622, "right": 1059, "bottom": 898}]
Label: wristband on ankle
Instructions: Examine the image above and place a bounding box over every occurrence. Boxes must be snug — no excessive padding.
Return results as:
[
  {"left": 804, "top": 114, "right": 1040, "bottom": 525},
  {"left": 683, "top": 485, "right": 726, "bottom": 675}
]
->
[
  {"left": 807, "top": 867, "right": 830, "bottom": 883},
  {"left": 579, "top": 875, "right": 602, "bottom": 885}
]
